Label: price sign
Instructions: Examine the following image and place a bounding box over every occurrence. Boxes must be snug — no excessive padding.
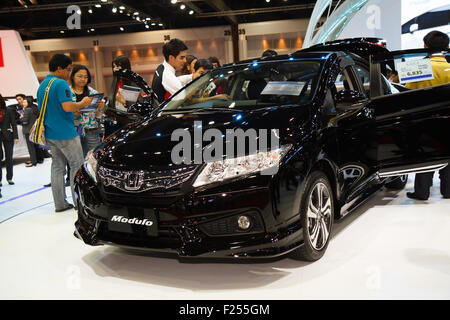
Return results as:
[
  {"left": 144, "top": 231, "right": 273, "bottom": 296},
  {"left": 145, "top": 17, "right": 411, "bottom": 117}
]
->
[{"left": 397, "top": 58, "right": 434, "bottom": 84}]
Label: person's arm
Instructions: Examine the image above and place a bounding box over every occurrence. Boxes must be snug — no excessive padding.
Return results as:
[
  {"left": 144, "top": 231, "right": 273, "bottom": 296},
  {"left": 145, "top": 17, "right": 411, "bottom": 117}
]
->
[
  {"left": 178, "top": 74, "right": 193, "bottom": 87},
  {"left": 8, "top": 108, "right": 19, "bottom": 142},
  {"left": 61, "top": 97, "right": 93, "bottom": 112},
  {"left": 162, "top": 71, "right": 184, "bottom": 95},
  {"left": 57, "top": 81, "right": 93, "bottom": 112}
]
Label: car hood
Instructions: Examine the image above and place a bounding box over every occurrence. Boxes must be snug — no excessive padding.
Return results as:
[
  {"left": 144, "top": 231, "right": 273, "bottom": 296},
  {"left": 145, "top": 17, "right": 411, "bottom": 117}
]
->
[{"left": 98, "top": 105, "right": 311, "bottom": 169}]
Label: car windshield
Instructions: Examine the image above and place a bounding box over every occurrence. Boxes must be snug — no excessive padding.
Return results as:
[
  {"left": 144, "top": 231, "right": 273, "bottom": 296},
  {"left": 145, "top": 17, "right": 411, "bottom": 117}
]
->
[{"left": 162, "top": 59, "right": 322, "bottom": 112}]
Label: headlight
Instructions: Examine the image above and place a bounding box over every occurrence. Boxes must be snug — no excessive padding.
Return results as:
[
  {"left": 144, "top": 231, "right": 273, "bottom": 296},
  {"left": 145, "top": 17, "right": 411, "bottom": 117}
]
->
[
  {"left": 84, "top": 151, "right": 98, "bottom": 183},
  {"left": 193, "top": 144, "right": 292, "bottom": 187}
]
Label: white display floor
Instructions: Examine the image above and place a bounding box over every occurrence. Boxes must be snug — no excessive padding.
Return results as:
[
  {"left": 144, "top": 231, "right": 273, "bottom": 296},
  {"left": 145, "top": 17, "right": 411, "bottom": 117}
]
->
[{"left": 0, "top": 159, "right": 449, "bottom": 299}]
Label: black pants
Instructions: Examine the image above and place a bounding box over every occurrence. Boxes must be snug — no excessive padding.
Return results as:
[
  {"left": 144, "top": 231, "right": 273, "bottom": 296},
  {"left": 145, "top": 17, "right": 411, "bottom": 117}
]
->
[
  {"left": 24, "top": 133, "right": 37, "bottom": 165},
  {"left": 0, "top": 138, "right": 14, "bottom": 181},
  {"left": 414, "top": 163, "right": 450, "bottom": 199}
]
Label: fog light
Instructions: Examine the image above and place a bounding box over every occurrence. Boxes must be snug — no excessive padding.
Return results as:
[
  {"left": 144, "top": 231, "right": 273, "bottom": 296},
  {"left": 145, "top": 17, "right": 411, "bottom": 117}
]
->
[{"left": 237, "top": 216, "right": 251, "bottom": 230}]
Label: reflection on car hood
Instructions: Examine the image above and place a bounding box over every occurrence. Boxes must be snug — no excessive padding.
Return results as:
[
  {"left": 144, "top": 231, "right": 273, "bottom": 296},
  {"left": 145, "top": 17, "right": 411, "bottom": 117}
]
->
[{"left": 99, "top": 105, "right": 311, "bottom": 169}]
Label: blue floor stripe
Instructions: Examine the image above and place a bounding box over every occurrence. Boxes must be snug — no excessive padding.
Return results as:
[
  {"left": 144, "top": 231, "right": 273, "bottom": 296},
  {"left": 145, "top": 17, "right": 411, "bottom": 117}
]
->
[{"left": 0, "top": 186, "right": 49, "bottom": 206}]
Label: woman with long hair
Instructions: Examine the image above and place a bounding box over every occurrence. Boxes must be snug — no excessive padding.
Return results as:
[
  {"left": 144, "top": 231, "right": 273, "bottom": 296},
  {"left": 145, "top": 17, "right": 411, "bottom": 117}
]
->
[
  {"left": 20, "top": 96, "right": 40, "bottom": 167},
  {"left": 181, "top": 54, "right": 197, "bottom": 75},
  {"left": 70, "top": 64, "right": 105, "bottom": 157}
]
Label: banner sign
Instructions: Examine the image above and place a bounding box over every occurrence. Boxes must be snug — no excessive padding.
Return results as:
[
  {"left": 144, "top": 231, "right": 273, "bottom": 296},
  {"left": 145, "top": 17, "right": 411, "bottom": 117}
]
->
[{"left": 0, "top": 38, "right": 4, "bottom": 67}]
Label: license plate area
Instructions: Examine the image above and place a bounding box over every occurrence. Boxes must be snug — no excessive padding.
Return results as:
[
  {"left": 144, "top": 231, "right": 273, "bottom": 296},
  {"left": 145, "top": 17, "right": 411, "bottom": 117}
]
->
[{"left": 107, "top": 207, "right": 158, "bottom": 237}]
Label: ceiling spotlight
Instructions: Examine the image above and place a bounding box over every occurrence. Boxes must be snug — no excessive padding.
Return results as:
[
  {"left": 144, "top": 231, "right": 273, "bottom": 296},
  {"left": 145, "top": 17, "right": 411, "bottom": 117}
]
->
[
  {"left": 101, "top": 0, "right": 107, "bottom": 2},
  {"left": 95, "top": 4, "right": 101, "bottom": 8},
  {"left": 112, "top": 7, "right": 117, "bottom": 13},
  {"left": 91, "top": 28, "right": 95, "bottom": 31},
  {"left": 136, "top": 17, "right": 141, "bottom": 21},
  {"left": 158, "top": 23, "right": 163, "bottom": 26},
  {"left": 88, "top": 8, "right": 93, "bottom": 13},
  {"left": 60, "top": 30, "right": 65, "bottom": 33},
  {"left": 189, "top": 10, "right": 194, "bottom": 15},
  {"left": 119, "top": 6, "right": 125, "bottom": 10},
  {"left": 119, "top": 10, "right": 123, "bottom": 13},
  {"left": 266, "top": 0, "right": 271, "bottom": 2},
  {"left": 171, "top": 0, "right": 178, "bottom": 3},
  {"left": 134, "top": 11, "right": 139, "bottom": 15},
  {"left": 180, "top": 4, "right": 186, "bottom": 9},
  {"left": 151, "top": 22, "right": 156, "bottom": 26},
  {"left": 146, "top": 17, "right": 151, "bottom": 21},
  {"left": 145, "top": 24, "right": 149, "bottom": 29},
  {"left": 120, "top": 27, "right": 124, "bottom": 31},
  {"left": 77, "top": 9, "right": 82, "bottom": 14}
]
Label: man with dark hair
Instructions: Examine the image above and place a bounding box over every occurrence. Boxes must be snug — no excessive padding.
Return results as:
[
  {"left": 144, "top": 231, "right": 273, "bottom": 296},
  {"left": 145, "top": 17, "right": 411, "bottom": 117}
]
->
[
  {"left": 152, "top": 38, "right": 193, "bottom": 103},
  {"left": 193, "top": 58, "right": 213, "bottom": 78},
  {"left": 37, "top": 53, "right": 93, "bottom": 212},
  {"left": 262, "top": 49, "right": 278, "bottom": 58},
  {"left": 406, "top": 30, "right": 450, "bottom": 201}
]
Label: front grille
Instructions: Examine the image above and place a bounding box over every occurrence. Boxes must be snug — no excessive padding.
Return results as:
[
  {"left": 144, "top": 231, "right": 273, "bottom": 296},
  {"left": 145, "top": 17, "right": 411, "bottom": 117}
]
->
[
  {"left": 98, "top": 164, "right": 198, "bottom": 193},
  {"left": 98, "top": 222, "right": 182, "bottom": 250}
]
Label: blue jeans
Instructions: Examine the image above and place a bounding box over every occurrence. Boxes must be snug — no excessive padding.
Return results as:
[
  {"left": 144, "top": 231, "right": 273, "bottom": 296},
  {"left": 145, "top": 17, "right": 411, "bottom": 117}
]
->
[
  {"left": 80, "top": 128, "right": 101, "bottom": 158},
  {"left": 47, "top": 136, "right": 84, "bottom": 211}
]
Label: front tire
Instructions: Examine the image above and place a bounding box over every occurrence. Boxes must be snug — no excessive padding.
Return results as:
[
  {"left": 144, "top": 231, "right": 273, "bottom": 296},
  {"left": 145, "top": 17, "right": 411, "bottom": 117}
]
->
[{"left": 291, "top": 171, "right": 334, "bottom": 261}]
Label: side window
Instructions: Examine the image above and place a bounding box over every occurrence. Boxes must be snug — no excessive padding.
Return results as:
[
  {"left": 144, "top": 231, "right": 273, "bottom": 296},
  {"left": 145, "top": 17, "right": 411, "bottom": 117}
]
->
[
  {"left": 354, "top": 66, "right": 370, "bottom": 96},
  {"left": 333, "top": 66, "right": 357, "bottom": 93}
]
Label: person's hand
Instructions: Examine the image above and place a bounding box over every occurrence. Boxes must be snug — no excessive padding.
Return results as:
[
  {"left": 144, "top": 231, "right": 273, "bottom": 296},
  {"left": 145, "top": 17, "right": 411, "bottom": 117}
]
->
[
  {"left": 14, "top": 139, "right": 19, "bottom": 144},
  {"left": 213, "top": 94, "right": 231, "bottom": 100},
  {"left": 80, "top": 96, "right": 94, "bottom": 108},
  {"left": 97, "top": 100, "right": 106, "bottom": 111}
]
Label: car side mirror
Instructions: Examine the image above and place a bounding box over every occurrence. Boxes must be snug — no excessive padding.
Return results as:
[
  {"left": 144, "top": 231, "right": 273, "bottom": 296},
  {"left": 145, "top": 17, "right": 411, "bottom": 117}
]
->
[{"left": 334, "top": 90, "right": 365, "bottom": 109}]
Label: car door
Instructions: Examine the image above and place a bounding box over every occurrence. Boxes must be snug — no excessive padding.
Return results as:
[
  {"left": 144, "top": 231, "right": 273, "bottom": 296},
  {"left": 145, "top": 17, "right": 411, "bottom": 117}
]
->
[
  {"left": 104, "top": 69, "right": 158, "bottom": 137},
  {"left": 368, "top": 49, "right": 450, "bottom": 177}
]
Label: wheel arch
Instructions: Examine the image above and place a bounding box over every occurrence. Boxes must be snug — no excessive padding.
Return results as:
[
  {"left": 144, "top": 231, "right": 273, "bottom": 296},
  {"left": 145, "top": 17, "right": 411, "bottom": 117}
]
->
[{"left": 310, "top": 158, "right": 341, "bottom": 219}]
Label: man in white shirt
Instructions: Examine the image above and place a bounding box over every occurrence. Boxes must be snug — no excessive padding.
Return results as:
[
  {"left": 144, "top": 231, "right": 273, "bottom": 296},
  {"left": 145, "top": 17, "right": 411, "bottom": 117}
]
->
[{"left": 152, "top": 39, "right": 193, "bottom": 104}]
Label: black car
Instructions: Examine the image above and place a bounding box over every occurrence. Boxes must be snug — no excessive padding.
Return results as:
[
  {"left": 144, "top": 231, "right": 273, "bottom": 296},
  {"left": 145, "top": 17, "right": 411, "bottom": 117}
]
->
[{"left": 74, "top": 40, "right": 450, "bottom": 261}]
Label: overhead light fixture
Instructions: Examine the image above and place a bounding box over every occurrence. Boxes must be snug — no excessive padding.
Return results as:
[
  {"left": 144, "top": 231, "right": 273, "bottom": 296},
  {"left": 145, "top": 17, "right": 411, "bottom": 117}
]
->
[
  {"left": 60, "top": 30, "right": 65, "bottom": 33},
  {"left": 146, "top": 17, "right": 151, "bottom": 21},
  {"left": 112, "top": 7, "right": 117, "bottom": 13},
  {"left": 189, "top": 10, "right": 194, "bottom": 15},
  {"left": 145, "top": 25, "right": 149, "bottom": 29},
  {"left": 101, "top": 0, "right": 107, "bottom": 2},
  {"left": 134, "top": 11, "right": 139, "bottom": 15},
  {"left": 77, "top": 9, "right": 82, "bottom": 15},
  {"left": 136, "top": 17, "right": 141, "bottom": 21},
  {"left": 158, "top": 23, "right": 163, "bottom": 26},
  {"left": 88, "top": 8, "right": 93, "bottom": 13},
  {"left": 171, "top": 0, "right": 178, "bottom": 3},
  {"left": 120, "top": 27, "right": 124, "bottom": 31},
  {"left": 151, "top": 22, "right": 156, "bottom": 26},
  {"left": 95, "top": 4, "right": 101, "bottom": 8},
  {"left": 91, "top": 28, "right": 95, "bottom": 31},
  {"left": 119, "top": 6, "right": 125, "bottom": 10},
  {"left": 180, "top": 4, "right": 186, "bottom": 10}
]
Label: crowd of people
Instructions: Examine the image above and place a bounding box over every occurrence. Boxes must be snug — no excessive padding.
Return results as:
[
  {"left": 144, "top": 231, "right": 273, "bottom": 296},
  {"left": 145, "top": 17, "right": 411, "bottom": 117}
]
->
[{"left": 0, "top": 32, "right": 448, "bottom": 207}]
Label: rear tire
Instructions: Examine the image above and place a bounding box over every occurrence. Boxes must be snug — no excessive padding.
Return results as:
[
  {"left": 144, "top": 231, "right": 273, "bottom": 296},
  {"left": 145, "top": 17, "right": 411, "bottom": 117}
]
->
[
  {"left": 291, "top": 171, "right": 334, "bottom": 261},
  {"left": 385, "top": 174, "right": 408, "bottom": 190}
]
